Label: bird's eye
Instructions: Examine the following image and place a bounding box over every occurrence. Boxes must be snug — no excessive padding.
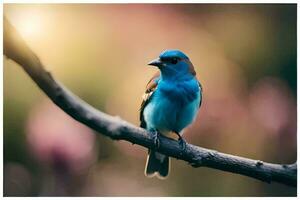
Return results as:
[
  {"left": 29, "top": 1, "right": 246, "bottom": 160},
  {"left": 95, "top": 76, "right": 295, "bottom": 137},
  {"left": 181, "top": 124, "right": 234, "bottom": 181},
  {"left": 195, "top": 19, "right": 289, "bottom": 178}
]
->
[{"left": 171, "top": 58, "right": 178, "bottom": 64}]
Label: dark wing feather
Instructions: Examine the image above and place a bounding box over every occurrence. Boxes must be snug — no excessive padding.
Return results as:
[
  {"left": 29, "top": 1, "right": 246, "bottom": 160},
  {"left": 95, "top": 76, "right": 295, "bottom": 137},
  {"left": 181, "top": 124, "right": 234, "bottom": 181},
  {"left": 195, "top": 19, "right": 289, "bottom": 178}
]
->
[
  {"left": 187, "top": 59, "right": 202, "bottom": 108},
  {"left": 139, "top": 71, "right": 160, "bottom": 128},
  {"left": 198, "top": 80, "right": 203, "bottom": 108}
]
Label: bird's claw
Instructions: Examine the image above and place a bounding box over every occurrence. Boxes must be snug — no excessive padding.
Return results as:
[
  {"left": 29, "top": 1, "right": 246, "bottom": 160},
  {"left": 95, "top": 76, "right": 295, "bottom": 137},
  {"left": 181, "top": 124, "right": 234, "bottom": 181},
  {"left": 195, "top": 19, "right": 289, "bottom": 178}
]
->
[
  {"left": 178, "top": 135, "right": 187, "bottom": 155},
  {"left": 151, "top": 130, "right": 160, "bottom": 149}
]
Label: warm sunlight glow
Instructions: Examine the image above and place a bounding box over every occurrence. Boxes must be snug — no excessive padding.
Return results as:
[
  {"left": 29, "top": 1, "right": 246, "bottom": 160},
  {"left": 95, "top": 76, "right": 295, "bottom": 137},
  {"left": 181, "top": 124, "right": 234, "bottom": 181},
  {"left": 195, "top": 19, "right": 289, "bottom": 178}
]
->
[
  {"left": 18, "top": 15, "right": 43, "bottom": 38},
  {"left": 4, "top": 6, "right": 46, "bottom": 39}
]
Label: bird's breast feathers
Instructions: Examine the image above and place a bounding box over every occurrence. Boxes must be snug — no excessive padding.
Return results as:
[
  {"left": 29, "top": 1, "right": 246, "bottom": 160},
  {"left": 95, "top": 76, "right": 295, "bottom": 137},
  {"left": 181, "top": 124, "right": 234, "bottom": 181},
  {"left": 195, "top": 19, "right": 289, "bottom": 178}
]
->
[
  {"left": 158, "top": 78, "right": 200, "bottom": 104},
  {"left": 141, "top": 77, "right": 201, "bottom": 134}
]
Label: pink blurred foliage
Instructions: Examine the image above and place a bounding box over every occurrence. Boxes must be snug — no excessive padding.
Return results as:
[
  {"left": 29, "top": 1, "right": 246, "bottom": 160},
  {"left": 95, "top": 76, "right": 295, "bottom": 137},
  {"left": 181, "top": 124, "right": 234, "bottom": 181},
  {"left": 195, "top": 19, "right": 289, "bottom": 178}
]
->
[
  {"left": 26, "top": 99, "right": 97, "bottom": 173},
  {"left": 249, "top": 77, "right": 296, "bottom": 135}
]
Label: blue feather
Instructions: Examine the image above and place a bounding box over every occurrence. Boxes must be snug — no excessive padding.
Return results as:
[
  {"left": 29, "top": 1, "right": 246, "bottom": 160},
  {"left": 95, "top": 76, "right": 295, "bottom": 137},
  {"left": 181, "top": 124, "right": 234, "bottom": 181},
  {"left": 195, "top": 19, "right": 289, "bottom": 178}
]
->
[{"left": 143, "top": 77, "right": 201, "bottom": 135}]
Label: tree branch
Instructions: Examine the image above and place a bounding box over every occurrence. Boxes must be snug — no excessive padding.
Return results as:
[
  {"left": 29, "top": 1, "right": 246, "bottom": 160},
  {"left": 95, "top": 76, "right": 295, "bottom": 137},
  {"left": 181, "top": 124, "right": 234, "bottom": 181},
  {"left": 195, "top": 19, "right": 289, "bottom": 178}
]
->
[{"left": 3, "top": 17, "right": 297, "bottom": 187}]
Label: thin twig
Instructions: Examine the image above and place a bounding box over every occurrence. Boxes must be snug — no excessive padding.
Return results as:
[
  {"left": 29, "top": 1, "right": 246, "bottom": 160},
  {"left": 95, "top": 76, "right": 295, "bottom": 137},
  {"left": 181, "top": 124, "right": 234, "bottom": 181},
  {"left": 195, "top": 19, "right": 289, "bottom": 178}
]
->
[{"left": 3, "top": 17, "right": 297, "bottom": 187}]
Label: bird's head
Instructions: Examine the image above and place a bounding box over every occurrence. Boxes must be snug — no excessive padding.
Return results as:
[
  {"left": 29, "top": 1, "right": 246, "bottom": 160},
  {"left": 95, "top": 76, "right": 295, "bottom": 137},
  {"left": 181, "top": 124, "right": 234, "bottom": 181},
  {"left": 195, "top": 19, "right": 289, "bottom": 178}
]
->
[{"left": 148, "top": 50, "right": 196, "bottom": 80}]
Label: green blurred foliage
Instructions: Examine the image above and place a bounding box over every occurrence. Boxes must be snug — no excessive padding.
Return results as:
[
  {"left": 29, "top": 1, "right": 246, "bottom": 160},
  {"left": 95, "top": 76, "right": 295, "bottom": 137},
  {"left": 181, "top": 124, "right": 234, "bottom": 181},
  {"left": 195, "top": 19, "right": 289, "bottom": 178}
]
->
[{"left": 4, "top": 4, "right": 296, "bottom": 196}]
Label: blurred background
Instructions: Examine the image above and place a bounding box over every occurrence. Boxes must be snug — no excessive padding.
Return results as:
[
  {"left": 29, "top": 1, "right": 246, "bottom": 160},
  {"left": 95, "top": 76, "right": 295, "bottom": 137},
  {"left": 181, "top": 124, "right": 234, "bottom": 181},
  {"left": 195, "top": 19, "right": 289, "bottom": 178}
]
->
[{"left": 3, "top": 4, "right": 296, "bottom": 196}]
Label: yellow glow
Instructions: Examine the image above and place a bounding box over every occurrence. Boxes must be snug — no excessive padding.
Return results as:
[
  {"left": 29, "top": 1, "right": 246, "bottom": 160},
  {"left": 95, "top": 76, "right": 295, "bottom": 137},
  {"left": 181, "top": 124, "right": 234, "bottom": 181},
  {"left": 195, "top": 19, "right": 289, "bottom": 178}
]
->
[
  {"left": 18, "top": 14, "right": 43, "bottom": 38},
  {"left": 4, "top": 5, "right": 46, "bottom": 39}
]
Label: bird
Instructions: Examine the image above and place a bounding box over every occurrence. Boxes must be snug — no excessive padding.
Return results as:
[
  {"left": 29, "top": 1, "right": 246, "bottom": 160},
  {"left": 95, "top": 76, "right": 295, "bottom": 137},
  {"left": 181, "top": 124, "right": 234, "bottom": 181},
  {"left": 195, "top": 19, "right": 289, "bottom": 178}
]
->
[{"left": 140, "top": 49, "right": 202, "bottom": 179}]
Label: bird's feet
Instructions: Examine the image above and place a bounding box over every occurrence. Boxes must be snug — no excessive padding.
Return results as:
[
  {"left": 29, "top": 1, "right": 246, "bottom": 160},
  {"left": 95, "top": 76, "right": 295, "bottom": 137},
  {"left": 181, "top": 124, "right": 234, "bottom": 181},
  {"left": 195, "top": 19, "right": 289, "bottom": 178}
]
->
[
  {"left": 151, "top": 130, "right": 160, "bottom": 149},
  {"left": 175, "top": 133, "right": 187, "bottom": 155}
]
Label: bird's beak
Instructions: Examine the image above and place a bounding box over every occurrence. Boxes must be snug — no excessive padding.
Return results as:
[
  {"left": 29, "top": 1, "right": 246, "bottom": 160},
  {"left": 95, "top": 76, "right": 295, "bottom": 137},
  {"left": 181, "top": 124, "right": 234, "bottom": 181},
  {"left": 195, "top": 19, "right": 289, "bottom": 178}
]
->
[{"left": 148, "top": 58, "right": 163, "bottom": 67}]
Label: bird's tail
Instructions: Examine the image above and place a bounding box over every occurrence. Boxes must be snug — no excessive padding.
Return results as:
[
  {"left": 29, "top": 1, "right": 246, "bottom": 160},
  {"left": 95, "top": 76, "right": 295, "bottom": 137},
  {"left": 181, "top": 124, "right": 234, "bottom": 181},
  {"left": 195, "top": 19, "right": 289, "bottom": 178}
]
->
[{"left": 144, "top": 150, "right": 170, "bottom": 179}]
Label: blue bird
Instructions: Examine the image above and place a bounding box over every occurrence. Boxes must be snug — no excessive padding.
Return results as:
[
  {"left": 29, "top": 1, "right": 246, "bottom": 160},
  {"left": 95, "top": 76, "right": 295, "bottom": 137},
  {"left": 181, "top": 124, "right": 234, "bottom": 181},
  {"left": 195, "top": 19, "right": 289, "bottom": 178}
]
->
[{"left": 140, "top": 50, "right": 202, "bottom": 179}]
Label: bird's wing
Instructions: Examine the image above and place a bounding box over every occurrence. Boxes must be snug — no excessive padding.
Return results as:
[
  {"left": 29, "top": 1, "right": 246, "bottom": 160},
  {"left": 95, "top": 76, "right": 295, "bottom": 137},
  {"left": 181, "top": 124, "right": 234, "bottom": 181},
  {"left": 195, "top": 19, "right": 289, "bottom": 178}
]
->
[
  {"left": 187, "top": 59, "right": 202, "bottom": 108},
  {"left": 198, "top": 80, "right": 203, "bottom": 108},
  {"left": 139, "top": 71, "right": 160, "bottom": 128}
]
